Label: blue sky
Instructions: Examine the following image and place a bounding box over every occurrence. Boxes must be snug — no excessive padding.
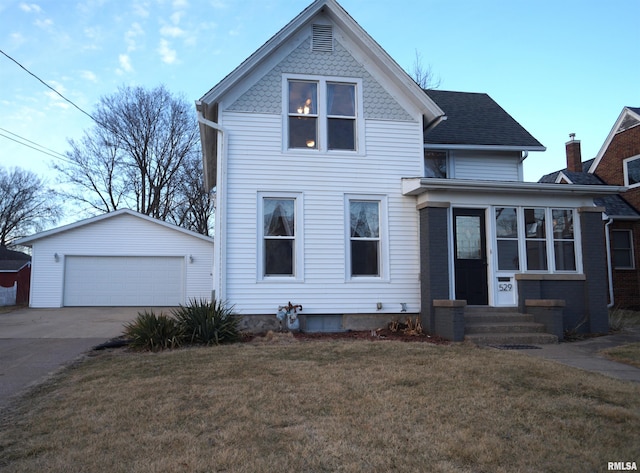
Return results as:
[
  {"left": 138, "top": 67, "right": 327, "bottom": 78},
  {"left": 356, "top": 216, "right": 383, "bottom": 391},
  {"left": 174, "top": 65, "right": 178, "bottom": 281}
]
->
[{"left": 0, "top": 0, "right": 638, "bottom": 185}]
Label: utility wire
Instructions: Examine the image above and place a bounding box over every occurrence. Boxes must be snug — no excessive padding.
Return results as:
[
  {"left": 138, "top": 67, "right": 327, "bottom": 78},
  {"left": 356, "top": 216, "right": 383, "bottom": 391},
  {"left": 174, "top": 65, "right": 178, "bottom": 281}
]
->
[
  {"left": 0, "top": 131, "right": 76, "bottom": 165},
  {"left": 0, "top": 126, "right": 68, "bottom": 160},
  {"left": 0, "top": 48, "right": 100, "bottom": 126}
]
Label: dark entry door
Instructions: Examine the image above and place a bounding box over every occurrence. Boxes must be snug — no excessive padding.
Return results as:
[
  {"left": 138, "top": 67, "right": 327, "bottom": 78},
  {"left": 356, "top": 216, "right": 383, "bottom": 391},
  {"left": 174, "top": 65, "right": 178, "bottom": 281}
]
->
[{"left": 453, "top": 208, "right": 488, "bottom": 305}]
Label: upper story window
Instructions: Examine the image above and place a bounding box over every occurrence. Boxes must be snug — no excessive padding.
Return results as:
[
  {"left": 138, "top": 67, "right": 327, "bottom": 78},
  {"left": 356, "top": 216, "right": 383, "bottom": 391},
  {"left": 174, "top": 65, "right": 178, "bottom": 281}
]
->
[
  {"left": 424, "top": 150, "right": 448, "bottom": 178},
  {"left": 286, "top": 76, "right": 361, "bottom": 153},
  {"left": 623, "top": 155, "right": 640, "bottom": 188}
]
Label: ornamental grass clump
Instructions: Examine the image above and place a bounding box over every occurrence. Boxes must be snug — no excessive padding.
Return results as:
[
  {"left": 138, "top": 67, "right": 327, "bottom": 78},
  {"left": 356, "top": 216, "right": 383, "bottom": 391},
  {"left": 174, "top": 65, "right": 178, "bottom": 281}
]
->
[
  {"left": 123, "top": 310, "right": 182, "bottom": 351},
  {"left": 172, "top": 299, "right": 240, "bottom": 345}
]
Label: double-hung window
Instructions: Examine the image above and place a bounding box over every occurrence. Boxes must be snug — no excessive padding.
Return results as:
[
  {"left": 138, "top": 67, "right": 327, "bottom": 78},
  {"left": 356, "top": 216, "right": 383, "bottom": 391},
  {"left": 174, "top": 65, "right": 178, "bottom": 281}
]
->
[
  {"left": 612, "top": 229, "right": 635, "bottom": 269},
  {"left": 552, "top": 209, "right": 576, "bottom": 271},
  {"left": 524, "top": 208, "right": 548, "bottom": 271},
  {"left": 287, "top": 76, "right": 360, "bottom": 152},
  {"left": 495, "top": 207, "right": 519, "bottom": 270},
  {"left": 346, "top": 196, "right": 388, "bottom": 279},
  {"left": 259, "top": 194, "right": 302, "bottom": 279}
]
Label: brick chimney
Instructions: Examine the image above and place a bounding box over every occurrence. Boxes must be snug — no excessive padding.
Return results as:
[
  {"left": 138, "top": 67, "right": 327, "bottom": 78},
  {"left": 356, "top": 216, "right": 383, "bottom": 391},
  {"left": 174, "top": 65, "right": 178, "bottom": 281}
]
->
[{"left": 565, "top": 133, "right": 582, "bottom": 172}]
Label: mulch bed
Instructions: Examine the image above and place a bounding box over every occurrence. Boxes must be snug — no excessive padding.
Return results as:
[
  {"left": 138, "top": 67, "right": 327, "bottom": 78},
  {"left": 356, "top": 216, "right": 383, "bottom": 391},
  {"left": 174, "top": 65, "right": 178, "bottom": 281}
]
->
[{"left": 279, "top": 329, "right": 449, "bottom": 345}]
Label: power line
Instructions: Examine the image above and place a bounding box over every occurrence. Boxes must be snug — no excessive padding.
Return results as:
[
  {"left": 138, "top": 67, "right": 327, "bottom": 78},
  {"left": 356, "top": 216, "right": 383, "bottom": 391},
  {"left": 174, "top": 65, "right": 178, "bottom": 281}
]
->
[
  {"left": 0, "top": 48, "right": 99, "bottom": 126},
  {"left": 0, "top": 126, "right": 68, "bottom": 160},
  {"left": 0, "top": 130, "right": 76, "bottom": 165}
]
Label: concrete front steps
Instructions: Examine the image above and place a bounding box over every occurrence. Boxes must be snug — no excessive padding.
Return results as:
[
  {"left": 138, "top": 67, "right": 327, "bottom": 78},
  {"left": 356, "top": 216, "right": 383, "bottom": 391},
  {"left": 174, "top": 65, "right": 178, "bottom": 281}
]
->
[{"left": 464, "top": 307, "right": 558, "bottom": 345}]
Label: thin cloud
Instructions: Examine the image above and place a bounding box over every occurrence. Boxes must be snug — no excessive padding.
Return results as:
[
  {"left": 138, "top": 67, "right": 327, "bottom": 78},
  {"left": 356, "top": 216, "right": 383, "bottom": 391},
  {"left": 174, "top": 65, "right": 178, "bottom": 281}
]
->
[
  {"left": 160, "top": 25, "right": 184, "bottom": 38},
  {"left": 125, "top": 22, "right": 144, "bottom": 52},
  {"left": 19, "top": 3, "right": 42, "bottom": 13},
  {"left": 34, "top": 18, "right": 53, "bottom": 29},
  {"left": 158, "top": 39, "right": 177, "bottom": 64},
  {"left": 117, "top": 54, "right": 133, "bottom": 74},
  {"left": 80, "top": 70, "right": 98, "bottom": 82}
]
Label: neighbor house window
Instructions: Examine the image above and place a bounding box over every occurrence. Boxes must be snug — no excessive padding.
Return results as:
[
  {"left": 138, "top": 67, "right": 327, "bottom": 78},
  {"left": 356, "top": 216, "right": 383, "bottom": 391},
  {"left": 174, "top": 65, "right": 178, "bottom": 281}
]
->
[
  {"left": 524, "top": 208, "right": 548, "bottom": 271},
  {"left": 259, "top": 194, "right": 303, "bottom": 279},
  {"left": 495, "top": 207, "right": 519, "bottom": 270},
  {"left": 612, "top": 229, "right": 635, "bottom": 269},
  {"left": 286, "top": 76, "right": 360, "bottom": 152},
  {"left": 424, "top": 150, "right": 447, "bottom": 178},
  {"left": 552, "top": 209, "right": 576, "bottom": 271},
  {"left": 624, "top": 155, "right": 640, "bottom": 187}
]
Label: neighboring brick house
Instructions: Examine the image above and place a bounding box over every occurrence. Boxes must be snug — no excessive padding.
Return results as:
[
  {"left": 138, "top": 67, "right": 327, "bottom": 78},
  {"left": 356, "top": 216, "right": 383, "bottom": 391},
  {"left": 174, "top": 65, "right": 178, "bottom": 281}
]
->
[{"left": 540, "top": 106, "right": 640, "bottom": 309}]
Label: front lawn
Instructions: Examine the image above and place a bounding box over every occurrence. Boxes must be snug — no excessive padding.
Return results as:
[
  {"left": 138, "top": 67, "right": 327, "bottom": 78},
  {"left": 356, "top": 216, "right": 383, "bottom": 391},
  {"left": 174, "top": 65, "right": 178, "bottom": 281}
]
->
[
  {"left": 0, "top": 340, "right": 638, "bottom": 472},
  {"left": 603, "top": 342, "right": 640, "bottom": 369}
]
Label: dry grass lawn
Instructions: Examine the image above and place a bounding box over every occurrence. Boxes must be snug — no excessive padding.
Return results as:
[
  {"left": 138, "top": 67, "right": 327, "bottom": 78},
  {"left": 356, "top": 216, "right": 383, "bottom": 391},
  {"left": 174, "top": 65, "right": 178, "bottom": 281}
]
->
[
  {"left": 603, "top": 342, "right": 640, "bottom": 369},
  {"left": 0, "top": 339, "right": 639, "bottom": 473}
]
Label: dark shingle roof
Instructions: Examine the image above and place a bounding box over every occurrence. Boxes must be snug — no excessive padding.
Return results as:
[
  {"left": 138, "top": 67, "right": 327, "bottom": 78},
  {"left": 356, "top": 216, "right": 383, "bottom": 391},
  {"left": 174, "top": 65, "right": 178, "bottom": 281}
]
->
[
  {"left": 538, "top": 158, "right": 639, "bottom": 218},
  {"left": 0, "top": 260, "right": 30, "bottom": 272},
  {"left": 424, "top": 90, "right": 545, "bottom": 149},
  {"left": 0, "top": 246, "right": 30, "bottom": 261}
]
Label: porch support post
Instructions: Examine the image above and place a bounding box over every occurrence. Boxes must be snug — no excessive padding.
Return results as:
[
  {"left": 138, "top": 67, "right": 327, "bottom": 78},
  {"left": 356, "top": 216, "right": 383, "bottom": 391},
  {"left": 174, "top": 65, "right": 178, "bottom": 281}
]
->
[
  {"left": 525, "top": 299, "right": 565, "bottom": 341},
  {"left": 579, "top": 207, "right": 609, "bottom": 333},
  {"left": 418, "top": 202, "right": 450, "bottom": 333},
  {"left": 433, "top": 299, "right": 466, "bottom": 341}
]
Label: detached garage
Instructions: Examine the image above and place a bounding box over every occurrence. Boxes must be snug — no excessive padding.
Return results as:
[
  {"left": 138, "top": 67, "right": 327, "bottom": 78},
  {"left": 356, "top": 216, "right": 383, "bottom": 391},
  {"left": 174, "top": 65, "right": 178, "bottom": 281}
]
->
[{"left": 16, "top": 209, "right": 214, "bottom": 308}]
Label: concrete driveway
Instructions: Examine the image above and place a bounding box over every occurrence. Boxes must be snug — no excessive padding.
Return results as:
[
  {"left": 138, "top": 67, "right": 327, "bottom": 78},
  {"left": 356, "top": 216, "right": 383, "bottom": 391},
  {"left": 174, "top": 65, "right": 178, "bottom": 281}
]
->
[{"left": 0, "top": 307, "right": 171, "bottom": 411}]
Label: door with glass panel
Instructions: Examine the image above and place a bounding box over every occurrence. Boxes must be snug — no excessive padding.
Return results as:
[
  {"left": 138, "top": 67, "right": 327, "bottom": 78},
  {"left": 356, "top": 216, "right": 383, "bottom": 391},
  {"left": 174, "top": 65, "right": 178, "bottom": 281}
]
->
[{"left": 453, "top": 208, "right": 488, "bottom": 305}]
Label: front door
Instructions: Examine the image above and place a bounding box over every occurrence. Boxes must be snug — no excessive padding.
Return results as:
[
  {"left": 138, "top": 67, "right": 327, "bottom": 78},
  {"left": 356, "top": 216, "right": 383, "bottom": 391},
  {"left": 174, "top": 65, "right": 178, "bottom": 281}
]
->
[{"left": 453, "top": 208, "right": 488, "bottom": 305}]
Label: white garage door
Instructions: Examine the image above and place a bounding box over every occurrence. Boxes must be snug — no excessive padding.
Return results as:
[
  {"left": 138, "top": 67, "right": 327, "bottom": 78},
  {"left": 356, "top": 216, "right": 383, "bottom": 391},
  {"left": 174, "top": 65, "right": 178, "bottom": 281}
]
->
[{"left": 64, "top": 256, "right": 184, "bottom": 306}]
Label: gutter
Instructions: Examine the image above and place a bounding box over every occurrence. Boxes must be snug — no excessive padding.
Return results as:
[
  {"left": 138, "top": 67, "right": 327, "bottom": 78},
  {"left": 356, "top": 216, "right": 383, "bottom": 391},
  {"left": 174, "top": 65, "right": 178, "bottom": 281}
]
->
[
  {"left": 195, "top": 101, "right": 227, "bottom": 301},
  {"left": 605, "top": 217, "right": 615, "bottom": 308}
]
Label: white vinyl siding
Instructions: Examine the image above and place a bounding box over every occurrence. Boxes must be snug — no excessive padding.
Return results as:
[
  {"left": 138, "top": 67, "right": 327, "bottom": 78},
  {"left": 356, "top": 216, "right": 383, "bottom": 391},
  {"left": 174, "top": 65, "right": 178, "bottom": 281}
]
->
[
  {"left": 27, "top": 213, "right": 214, "bottom": 308},
  {"left": 223, "top": 112, "right": 423, "bottom": 315},
  {"left": 452, "top": 150, "right": 521, "bottom": 181}
]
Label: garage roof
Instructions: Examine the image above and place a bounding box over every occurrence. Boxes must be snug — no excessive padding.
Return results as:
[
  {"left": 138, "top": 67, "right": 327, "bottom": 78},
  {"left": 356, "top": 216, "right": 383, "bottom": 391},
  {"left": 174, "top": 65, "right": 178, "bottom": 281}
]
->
[{"left": 15, "top": 209, "right": 214, "bottom": 246}]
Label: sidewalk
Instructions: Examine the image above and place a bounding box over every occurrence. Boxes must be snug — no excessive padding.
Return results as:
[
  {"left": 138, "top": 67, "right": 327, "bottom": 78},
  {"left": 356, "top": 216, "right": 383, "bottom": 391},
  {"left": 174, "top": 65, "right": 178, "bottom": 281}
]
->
[{"left": 519, "top": 328, "right": 640, "bottom": 383}]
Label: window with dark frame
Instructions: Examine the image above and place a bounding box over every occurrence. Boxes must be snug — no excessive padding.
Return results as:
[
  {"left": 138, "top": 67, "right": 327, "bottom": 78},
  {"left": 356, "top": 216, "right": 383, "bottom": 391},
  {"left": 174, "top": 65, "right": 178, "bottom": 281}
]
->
[
  {"left": 424, "top": 150, "right": 447, "bottom": 178},
  {"left": 612, "top": 229, "right": 635, "bottom": 269}
]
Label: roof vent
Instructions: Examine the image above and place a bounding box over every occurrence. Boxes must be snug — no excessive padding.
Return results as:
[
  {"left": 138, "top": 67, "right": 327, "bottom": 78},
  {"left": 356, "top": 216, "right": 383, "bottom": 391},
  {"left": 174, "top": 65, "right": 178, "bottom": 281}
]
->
[{"left": 312, "top": 24, "right": 333, "bottom": 52}]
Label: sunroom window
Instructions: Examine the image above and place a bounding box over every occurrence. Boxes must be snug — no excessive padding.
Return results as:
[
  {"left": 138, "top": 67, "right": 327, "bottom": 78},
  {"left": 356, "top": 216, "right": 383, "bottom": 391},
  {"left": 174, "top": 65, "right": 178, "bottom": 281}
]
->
[
  {"left": 495, "top": 207, "right": 519, "bottom": 270},
  {"left": 552, "top": 209, "right": 576, "bottom": 271},
  {"left": 525, "top": 208, "right": 548, "bottom": 271}
]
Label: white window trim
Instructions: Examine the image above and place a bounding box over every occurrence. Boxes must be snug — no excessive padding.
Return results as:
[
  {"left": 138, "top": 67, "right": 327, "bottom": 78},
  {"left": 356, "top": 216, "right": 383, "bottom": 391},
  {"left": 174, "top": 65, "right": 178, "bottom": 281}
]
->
[
  {"left": 612, "top": 229, "right": 635, "bottom": 270},
  {"left": 623, "top": 154, "right": 640, "bottom": 188},
  {"left": 257, "top": 191, "right": 304, "bottom": 282},
  {"left": 283, "top": 74, "right": 365, "bottom": 155},
  {"left": 490, "top": 207, "right": 582, "bottom": 275},
  {"left": 344, "top": 194, "right": 389, "bottom": 281},
  {"left": 520, "top": 207, "right": 582, "bottom": 274}
]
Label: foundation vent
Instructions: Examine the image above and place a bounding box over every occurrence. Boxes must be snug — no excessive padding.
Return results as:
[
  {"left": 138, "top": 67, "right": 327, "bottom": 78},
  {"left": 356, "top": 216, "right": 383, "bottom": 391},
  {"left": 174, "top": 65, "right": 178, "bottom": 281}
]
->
[{"left": 312, "top": 24, "right": 333, "bottom": 52}]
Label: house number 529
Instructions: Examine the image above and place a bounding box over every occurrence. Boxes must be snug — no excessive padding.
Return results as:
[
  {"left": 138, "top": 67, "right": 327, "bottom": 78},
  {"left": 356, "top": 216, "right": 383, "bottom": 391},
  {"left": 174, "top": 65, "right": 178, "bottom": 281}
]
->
[{"left": 498, "top": 283, "right": 513, "bottom": 292}]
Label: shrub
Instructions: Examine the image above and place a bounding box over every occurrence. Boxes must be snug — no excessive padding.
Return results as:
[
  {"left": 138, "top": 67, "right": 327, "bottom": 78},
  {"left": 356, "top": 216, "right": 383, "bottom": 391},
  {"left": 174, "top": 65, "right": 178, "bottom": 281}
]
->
[
  {"left": 123, "top": 310, "right": 182, "bottom": 351},
  {"left": 173, "top": 299, "right": 240, "bottom": 345}
]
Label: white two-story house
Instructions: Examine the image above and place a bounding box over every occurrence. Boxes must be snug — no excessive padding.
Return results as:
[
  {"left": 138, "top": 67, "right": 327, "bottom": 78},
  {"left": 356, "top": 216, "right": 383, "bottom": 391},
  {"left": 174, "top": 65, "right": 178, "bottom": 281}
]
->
[{"left": 197, "top": 0, "right": 622, "bottom": 338}]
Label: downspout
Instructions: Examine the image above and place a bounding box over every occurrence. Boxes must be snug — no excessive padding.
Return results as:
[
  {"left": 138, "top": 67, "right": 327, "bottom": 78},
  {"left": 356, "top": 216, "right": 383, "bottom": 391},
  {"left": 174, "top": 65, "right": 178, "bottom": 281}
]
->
[
  {"left": 195, "top": 102, "right": 227, "bottom": 301},
  {"left": 605, "top": 217, "right": 615, "bottom": 308}
]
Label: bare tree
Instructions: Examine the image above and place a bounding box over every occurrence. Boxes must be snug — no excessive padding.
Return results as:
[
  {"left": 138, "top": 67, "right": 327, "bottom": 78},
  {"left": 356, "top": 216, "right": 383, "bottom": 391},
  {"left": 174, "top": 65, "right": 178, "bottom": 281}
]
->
[
  {"left": 55, "top": 85, "right": 212, "bottom": 234},
  {"left": 0, "top": 167, "right": 61, "bottom": 247},
  {"left": 172, "top": 156, "right": 215, "bottom": 236},
  {"left": 410, "top": 50, "right": 441, "bottom": 90}
]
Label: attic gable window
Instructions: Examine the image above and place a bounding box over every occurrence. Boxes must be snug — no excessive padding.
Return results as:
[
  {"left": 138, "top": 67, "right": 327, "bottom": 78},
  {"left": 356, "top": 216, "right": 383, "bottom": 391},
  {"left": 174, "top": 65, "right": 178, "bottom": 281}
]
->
[{"left": 286, "top": 76, "right": 361, "bottom": 153}]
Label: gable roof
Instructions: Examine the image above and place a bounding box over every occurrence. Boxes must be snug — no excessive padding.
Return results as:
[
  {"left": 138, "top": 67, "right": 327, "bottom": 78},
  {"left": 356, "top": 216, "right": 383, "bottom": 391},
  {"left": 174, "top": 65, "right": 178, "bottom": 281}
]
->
[
  {"left": 15, "top": 209, "right": 214, "bottom": 246},
  {"left": 0, "top": 260, "right": 30, "bottom": 272},
  {"left": 588, "top": 106, "right": 640, "bottom": 173},
  {"left": 0, "top": 246, "right": 31, "bottom": 261},
  {"left": 198, "top": 0, "right": 443, "bottom": 121},
  {"left": 424, "top": 90, "right": 545, "bottom": 151}
]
